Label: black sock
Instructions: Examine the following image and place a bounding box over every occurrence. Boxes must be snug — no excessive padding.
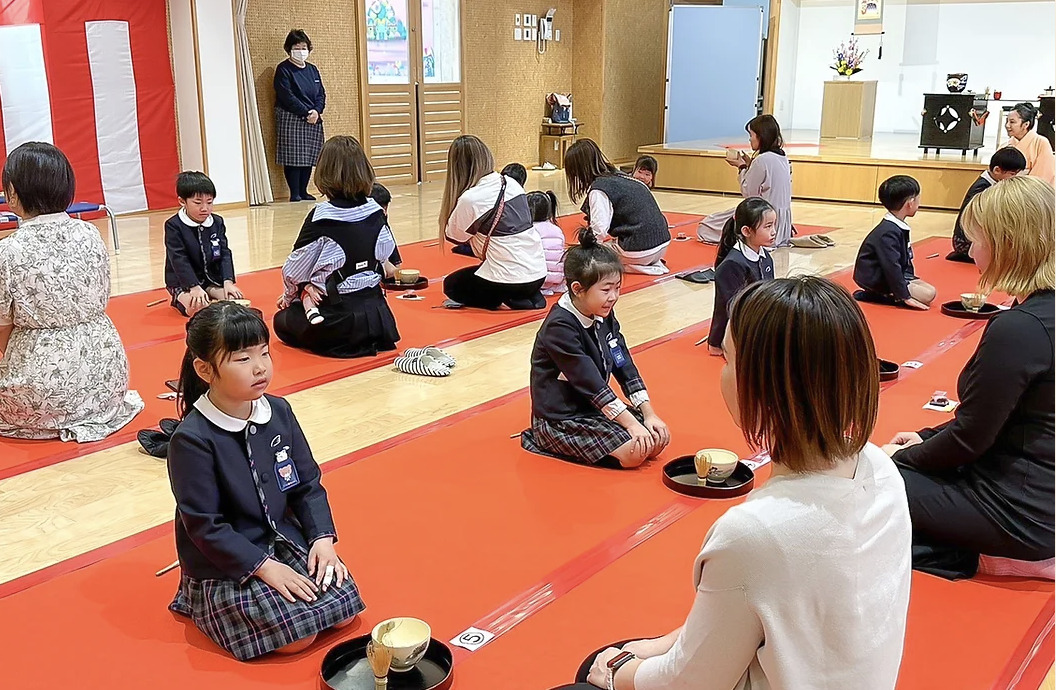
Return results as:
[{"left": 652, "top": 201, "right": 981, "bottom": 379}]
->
[{"left": 284, "top": 166, "right": 300, "bottom": 200}]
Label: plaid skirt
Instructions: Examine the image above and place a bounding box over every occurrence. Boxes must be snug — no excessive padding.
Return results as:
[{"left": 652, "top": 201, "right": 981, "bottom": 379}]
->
[
  {"left": 169, "top": 539, "right": 365, "bottom": 661},
  {"left": 275, "top": 106, "right": 324, "bottom": 167},
  {"left": 521, "top": 408, "right": 645, "bottom": 465}
]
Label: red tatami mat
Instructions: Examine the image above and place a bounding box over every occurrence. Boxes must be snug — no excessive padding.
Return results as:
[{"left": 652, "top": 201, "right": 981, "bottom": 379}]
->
[
  {"left": 4, "top": 247, "right": 1049, "bottom": 690},
  {"left": 0, "top": 212, "right": 738, "bottom": 479}
]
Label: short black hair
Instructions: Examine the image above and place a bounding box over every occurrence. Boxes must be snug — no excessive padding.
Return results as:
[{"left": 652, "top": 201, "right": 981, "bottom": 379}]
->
[
  {"left": 176, "top": 171, "right": 216, "bottom": 200},
  {"left": 1, "top": 142, "right": 75, "bottom": 216},
  {"left": 369, "top": 182, "right": 391, "bottom": 207},
  {"left": 990, "top": 147, "right": 1027, "bottom": 173},
  {"left": 878, "top": 175, "right": 920, "bottom": 212},
  {"left": 501, "top": 162, "right": 527, "bottom": 187},
  {"left": 633, "top": 155, "right": 658, "bottom": 175},
  {"left": 284, "top": 29, "right": 312, "bottom": 54}
]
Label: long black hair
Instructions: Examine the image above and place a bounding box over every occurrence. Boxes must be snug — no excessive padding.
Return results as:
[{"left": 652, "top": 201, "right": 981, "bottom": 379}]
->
[
  {"left": 716, "top": 197, "right": 776, "bottom": 266},
  {"left": 563, "top": 227, "right": 624, "bottom": 292},
  {"left": 526, "top": 190, "right": 558, "bottom": 223},
  {"left": 746, "top": 114, "right": 785, "bottom": 156},
  {"left": 177, "top": 302, "right": 270, "bottom": 419}
]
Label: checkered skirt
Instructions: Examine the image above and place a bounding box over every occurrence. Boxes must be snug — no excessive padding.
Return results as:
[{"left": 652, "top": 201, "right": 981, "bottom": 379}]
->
[
  {"left": 169, "top": 539, "right": 364, "bottom": 661},
  {"left": 521, "top": 408, "right": 645, "bottom": 465},
  {"left": 275, "top": 106, "right": 324, "bottom": 167}
]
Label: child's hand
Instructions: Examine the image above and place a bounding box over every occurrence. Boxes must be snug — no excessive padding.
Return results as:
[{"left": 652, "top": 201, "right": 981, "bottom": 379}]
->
[
  {"left": 224, "top": 281, "right": 243, "bottom": 300},
  {"left": 188, "top": 286, "right": 209, "bottom": 311},
  {"left": 277, "top": 294, "right": 290, "bottom": 310},
  {"left": 308, "top": 537, "right": 349, "bottom": 592},
  {"left": 255, "top": 558, "right": 318, "bottom": 603},
  {"left": 642, "top": 413, "right": 671, "bottom": 453},
  {"left": 628, "top": 421, "right": 657, "bottom": 458}
]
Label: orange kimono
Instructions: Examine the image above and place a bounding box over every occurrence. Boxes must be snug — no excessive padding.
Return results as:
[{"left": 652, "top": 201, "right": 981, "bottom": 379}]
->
[{"left": 1012, "top": 130, "right": 1055, "bottom": 187}]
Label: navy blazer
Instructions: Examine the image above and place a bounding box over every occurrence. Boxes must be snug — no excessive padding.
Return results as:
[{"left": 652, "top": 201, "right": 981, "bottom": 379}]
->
[
  {"left": 853, "top": 217, "right": 916, "bottom": 301},
  {"left": 167, "top": 394, "right": 336, "bottom": 583},
  {"left": 164, "top": 210, "right": 235, "bottom": 291},
  {"left": 708, "top": 243, "right": 774, "bottom": 348}
]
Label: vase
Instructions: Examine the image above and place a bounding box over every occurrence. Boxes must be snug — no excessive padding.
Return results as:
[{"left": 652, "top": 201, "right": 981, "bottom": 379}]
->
[{"left": 837, "top": 73, "right": 852, "bottom": 80}]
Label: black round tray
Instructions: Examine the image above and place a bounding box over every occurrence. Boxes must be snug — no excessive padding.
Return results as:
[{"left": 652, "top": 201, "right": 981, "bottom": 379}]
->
[
  {"left": 661, "top": 455, "right": 754, "bottom": 498},
  {"left": 940, "top": 300, "right": 1000, "bottom": 320},
  {"left": 321, "top": 635, "right": 453, "bottom": 690},
  {"left": 878, "top": 358, "right": 900, "bottom": 382},
  {"left": 382, "top": 276, "right": 429, "bottom": 291}
]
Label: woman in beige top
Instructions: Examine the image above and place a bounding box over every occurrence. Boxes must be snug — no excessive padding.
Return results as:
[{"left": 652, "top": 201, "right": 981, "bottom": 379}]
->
[{"left": 1006, "top": 102, "right": 1055, "bottom": 187}]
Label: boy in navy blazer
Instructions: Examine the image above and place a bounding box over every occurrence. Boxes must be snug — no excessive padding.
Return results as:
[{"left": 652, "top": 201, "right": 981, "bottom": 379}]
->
[{"left": 853, "top": 175, "right": 937, "bottom": 310}]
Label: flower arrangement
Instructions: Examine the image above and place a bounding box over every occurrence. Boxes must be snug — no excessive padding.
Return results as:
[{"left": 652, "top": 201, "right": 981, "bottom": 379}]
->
[{"left": 831, "top": 37, "right": 869, "bottom": 77}]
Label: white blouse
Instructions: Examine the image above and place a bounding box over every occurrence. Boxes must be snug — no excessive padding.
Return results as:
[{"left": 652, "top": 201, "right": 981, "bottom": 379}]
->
[{"left": 635, "top": 443, "right": 912, "bottom": 690}]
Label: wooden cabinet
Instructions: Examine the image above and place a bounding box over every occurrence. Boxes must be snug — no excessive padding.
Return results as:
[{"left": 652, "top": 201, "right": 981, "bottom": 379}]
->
[
  {"left": 820, "top": 80, "right": 878, "bottom": 140},
  {"left": 539, "top": 121, "right": 580, "bottom": 168}
]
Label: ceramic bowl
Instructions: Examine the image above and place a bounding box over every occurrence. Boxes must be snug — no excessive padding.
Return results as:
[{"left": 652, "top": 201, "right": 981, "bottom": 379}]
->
[
  {"left": 960, "top": 292, "right": 986, "bottom": 312},
  {"left": 946, "top": 73, "right": 968, "bottom": 93},
  {"left": 694, "top": 448, "right": 740, "bottom": 484},
  {"left": 372, "top": 617, "right": 432, "bottom": 672},
  {"left": 396, "top": 269, "right": 421, "bottom": 285}
]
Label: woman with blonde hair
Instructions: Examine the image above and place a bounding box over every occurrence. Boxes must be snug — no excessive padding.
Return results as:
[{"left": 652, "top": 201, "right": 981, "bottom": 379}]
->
[
  {"left": 439, "top": 135, "right": 547, "bottom": 310},
  {"left": 586, "top": 277, "right": 911, "bottom": 690},
  {"left": 885, "top": 175, "right": 1055, "bottom": 579}
]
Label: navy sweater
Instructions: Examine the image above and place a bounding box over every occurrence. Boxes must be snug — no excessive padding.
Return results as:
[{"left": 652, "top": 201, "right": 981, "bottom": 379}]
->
[
  {"left": 164, "top": 212, "right": 235, "bottom": 290},
  {"left": 708, "top": 244, "right": 774, "bottom": 348},
  {"left": 274, "top": 60, "right": 326, "bottom": 118},
  {"left": 853, "top": 218, "right": 916, "bottom": 301}
]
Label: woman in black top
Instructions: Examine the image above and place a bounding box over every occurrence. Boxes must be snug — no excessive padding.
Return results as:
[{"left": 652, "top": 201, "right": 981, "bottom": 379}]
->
[
  {"left": 274, "top": 29, "right": 326, "bottom": 202},
  {"left": 564, "top": 139, "right": 671, "bottom": 275},
  {"left": 884, "top": 176, "right": 1055, "bottom": 578}
]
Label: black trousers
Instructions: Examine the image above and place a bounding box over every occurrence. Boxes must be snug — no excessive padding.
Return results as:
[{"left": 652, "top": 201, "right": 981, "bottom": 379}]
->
[
  {"left": 283, "top": 166, "right": 313, "bottom": 200},
  {"left": 898, "top": 463, "right": 1050, "bottom": 578},
  {"left": 443, "top": 266, "right": 545, "bottom": 310}
]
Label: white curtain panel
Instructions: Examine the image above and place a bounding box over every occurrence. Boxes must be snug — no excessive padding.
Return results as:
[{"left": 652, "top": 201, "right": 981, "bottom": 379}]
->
[{"left": 235, "top": 0, "right": 273, "bottom": 205}]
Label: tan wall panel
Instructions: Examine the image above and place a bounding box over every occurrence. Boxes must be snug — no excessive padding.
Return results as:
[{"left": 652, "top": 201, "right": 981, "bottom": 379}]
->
[
  {"left": 601, "top": 0, "right": 667, "bottom": 162},
  {"left": 875, "top": 165, "right": 980, "bottom": 210},
  {"left": 572, "top": 0, "right": 604, "bottom": 153},
  {"left": 246, "top": 4, "right": 362, "bottom": 200},
  {"left": 652, "top": 154, "right": 741, "bottom": 194},
  {"left": 463, "top": 0, "right": 575, "bottom": 169},
  {"left": 792, "top": 161, "right": 878, "bottom": 203}
]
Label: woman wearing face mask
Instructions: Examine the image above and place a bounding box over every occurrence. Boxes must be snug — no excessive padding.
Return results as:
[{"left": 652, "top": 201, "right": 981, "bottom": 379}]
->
[
  {"left": 1005, "top": 102, "right": 1055, "bottom": 187},
  {"left": 274, "top": 30, "right": 326, "bottom": 202}
]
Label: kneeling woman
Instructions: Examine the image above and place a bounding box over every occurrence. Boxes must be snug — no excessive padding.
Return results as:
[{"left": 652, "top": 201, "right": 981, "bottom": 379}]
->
[
  {"left": 167, "top": 303, "right": 364, "bottom": 661},
  {"left": 521, "top": 229, "right": 670, "bottom": 468},
  {"left": 274, "top": 136, "right": 400, "bottom": 358},
  {"left": 565, "top": 139, "right": 671, "bottom": 275},
  {"left": 585, "top": 277, "right": 910, "bottom": 690},
  {"left": 440, "top": 135, "right": 548, "bottom": 310},
  {"left": 885, "top": 175, "right": 1054, "bottom": 578}
]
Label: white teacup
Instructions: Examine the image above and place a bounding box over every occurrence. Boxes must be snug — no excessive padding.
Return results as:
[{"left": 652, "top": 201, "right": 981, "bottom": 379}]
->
[
  {"left": 372, "top": 617, "right": 431, "bottom": 672},
  {"left": 694, "top": 448, "right": 740, "bottom": 484}
]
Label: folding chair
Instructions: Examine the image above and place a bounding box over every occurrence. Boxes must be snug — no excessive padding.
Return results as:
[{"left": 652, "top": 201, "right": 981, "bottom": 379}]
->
[{"left": 67, "top": 201, "right": 120, "bottom": 253}]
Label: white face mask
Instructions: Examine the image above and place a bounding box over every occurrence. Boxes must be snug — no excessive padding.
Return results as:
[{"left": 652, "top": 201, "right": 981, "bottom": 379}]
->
[{"left": 291, "top": 48, "right": 309, "bottom": 63}]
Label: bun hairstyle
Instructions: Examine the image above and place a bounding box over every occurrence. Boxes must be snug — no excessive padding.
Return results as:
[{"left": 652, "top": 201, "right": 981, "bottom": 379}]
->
[
  {"left": 177, "top": 302, "right": 270, "bottom": 419},
  {"left": 563, "top": 227, "right": 624, "bottom": 292},
  {"left": 526, "top": 190, "right": 558, "bottom": 223},
  {"left": 1011, "top": 102, "right": 1039, "bottom": 129},
  {"left": 716, "top": 197, "right": 776, "bottom": 267}
]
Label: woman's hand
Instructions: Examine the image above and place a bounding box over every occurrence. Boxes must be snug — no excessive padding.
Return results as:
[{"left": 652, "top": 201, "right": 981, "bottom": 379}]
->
[
  {"left": 307, "top": 110, "right": 320, "bottom": 125},
  {"left": 308, "top": 537, "right": 349, "bottom": 592},
  {"left": 586, "top": 647, "right": 623, "bottom": 688},
  {"left": 889, "top": 431, "right": 924, "bottom": 447},
  {"left": 223, "top": 281, "right": 243, "bottom": 300},
  {"left": 255, "top": 558, "right": 319, "bottom": 603},
  {"left": 276, "top": 294, "right": 290, "bottom": 310},
  {"left": 303, "top": 283, "right": 325, "bottom": 304},
  {"left": 642, "top": 413, "right": 670, "bottom": 454}
]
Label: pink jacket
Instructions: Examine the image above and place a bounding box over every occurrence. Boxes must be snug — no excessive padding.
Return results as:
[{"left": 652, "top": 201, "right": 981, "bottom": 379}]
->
[{"left": 534, "top": 220, "right": 567, "bottom": 295}]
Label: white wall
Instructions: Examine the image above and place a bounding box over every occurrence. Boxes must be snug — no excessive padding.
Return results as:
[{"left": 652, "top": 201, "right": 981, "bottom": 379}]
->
[
  {"left": 785, "top": 0, "right": 1056, "bottom": 134},
  {"left": 773, "top": 0, "right": 801, "bottom": 125}
]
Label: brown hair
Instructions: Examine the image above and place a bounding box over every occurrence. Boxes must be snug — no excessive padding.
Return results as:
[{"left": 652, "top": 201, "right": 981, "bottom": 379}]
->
[
  {"left": 728, "top": 277, "right": 880, "bottom": 471},
  {"left": 962, "top": 175, "right": 1055, "bottom": 298},
  {"left": 438, "top": 135, "right": 494, "bottom": 242},
  {"left": 564, "top": 138, "right": 618, "bottom": 202},
  {"left": 313, "top": 135, "right": 374, "bottom": 200},
  {"left": 746, "top": 114, "right": 784, "bottom": 155}
]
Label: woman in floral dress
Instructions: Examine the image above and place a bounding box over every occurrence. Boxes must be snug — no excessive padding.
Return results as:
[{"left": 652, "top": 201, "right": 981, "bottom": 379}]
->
[{"left": 0, "top": 142, "right": 143, "bottom": 441}]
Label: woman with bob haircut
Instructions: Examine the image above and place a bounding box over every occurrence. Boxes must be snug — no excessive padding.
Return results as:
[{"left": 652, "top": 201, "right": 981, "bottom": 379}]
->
[
  {"left": 886, "top": 175, "right": 1055, "bottom": 579},
  {"left": 584, "top": 276, "right": 911, "bottom": 690}
]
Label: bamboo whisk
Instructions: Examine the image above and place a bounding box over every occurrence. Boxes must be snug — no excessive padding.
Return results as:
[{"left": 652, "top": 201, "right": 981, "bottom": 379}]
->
[{"left": 366, "top": 641, "right": 392, "bottom": 690}]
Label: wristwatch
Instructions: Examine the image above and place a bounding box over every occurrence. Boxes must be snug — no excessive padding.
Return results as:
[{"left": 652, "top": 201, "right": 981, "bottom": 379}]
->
[{"left": 606, "top": 650, "right": 636, "bottom": 690}]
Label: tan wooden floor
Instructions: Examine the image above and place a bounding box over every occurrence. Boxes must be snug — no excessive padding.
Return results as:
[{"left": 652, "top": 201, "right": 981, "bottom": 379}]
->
[{"left": 5, "top": 173, "right": 1048, "bottom": 686}]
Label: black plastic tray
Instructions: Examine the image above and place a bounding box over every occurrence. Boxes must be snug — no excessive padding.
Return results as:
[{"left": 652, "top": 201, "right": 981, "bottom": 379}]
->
[
  {"left": 662, "top": 456, "right": 754, "bottom": 498},
  {"left": 320, "top": 635, "right": 453, "bottom": 690},
  {"left": 878, "top": 358, "right": 900, "bottom": 382},
  {"left": 382, "top": 276, "right": 429, "bottom": 291},
  {"left": 940, "top": 300, "right": 1000, "bottom": 320}
]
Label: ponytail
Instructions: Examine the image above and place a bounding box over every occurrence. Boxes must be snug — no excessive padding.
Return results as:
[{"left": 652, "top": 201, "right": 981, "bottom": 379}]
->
[
  {"left": 546, "top": 190, "right": 558, "bottom": 222},
  {"left": 717, "top": 197, "right": 776, "bottom": 267},
  {"left": 177, "top": 347, "right": 208, "bottom": 419},
  {"left": 562, "top": 227, "right": 623, "bottom": 291}
]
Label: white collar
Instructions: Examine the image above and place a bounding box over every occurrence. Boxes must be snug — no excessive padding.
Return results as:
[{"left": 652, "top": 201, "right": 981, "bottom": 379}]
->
[
  {"left": 558, "top": 292, "right": 604, "bottom": 328},
  {"left": 194, "top": 393, "right": 272, "bottom": 432},
  {"left": 981, "top": 170, "right": 997, "bottom": 185},
  {"left": 883, "top": 213, "right": 912, "bottom": 232},
  {"left": 734, "top": 241, "right": 767, "bottom": 262},
  {"left": 179, "top": 207, "right": 214, "bottom": 228},
  {"left": 18, "top": 211, "right": 71, "bottom": 228}
]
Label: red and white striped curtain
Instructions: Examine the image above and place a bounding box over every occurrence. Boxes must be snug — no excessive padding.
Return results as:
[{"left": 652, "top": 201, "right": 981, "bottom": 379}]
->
[{"left": 0, "top": 0, "right": 179, "bottom": 213}]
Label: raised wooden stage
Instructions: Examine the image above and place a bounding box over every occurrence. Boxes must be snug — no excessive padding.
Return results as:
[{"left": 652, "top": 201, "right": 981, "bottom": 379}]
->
[{"left": 640, "top": 130, "right": 991, "bottom": 210}]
